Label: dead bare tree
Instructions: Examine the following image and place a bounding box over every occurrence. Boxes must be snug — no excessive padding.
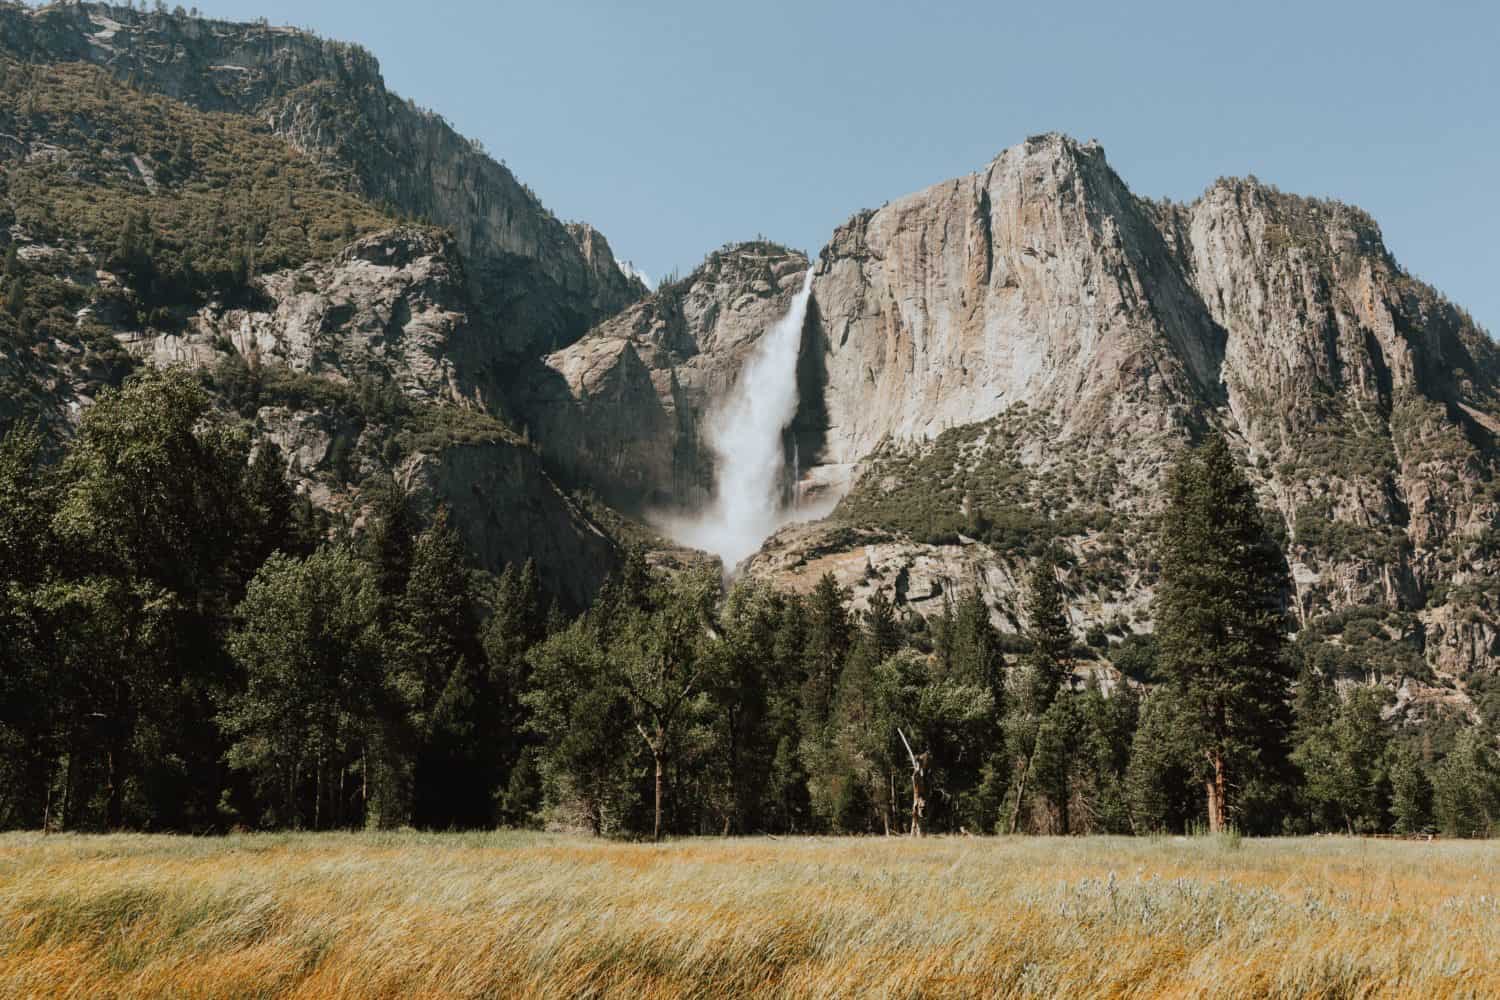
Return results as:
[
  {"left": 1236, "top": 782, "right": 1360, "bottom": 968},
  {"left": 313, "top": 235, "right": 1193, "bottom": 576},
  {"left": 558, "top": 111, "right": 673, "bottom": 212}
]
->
[{"left": 898, "top": 727, "right": 930, "bottom": 837}]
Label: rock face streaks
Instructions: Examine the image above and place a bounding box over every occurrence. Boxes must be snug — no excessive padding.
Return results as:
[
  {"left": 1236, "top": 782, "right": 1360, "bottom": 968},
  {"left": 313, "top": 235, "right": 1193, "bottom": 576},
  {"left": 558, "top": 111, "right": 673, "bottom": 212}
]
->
[
  {"left": 780, "top": 133, "right": 1500, "bottom": 688},
  {"left": 811, "top": 135, "right": 1221, "bottom": 465},
  {"left": 514, "top": 245, "right": 813, "bottom": 512},
  {"left": 535, "top": 133, "right": 1498, "bottom": 691}
]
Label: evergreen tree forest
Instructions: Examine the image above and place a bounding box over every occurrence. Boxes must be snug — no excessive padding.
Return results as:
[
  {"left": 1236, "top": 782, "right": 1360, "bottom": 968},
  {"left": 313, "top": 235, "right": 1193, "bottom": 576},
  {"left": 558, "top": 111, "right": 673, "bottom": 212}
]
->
[{"left": 1, "top": 376, "right": 1497, "bottom": 839}]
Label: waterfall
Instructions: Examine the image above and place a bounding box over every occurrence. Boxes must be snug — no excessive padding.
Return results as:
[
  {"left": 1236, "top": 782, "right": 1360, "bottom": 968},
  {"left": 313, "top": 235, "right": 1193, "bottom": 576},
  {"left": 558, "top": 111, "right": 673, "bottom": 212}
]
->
[{"left": 665, "top": 269, "right": 814, "bottom": 572}]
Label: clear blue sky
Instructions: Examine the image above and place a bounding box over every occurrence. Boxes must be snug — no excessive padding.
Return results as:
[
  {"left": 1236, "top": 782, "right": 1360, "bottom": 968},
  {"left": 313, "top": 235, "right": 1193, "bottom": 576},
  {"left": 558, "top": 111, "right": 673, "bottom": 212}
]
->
[{"left": 185, "top": 0, "right": 1496, "bottom": 331}]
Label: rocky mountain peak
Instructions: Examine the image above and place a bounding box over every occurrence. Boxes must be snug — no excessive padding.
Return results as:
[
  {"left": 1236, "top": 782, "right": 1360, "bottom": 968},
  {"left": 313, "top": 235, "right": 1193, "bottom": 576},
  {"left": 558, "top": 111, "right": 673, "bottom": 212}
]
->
[
  {"left": 744, "top": 133, "right": 1500, "bottom": 705},
  {"left": 1, "top": 1, "right": 645, "bottom": 355}
]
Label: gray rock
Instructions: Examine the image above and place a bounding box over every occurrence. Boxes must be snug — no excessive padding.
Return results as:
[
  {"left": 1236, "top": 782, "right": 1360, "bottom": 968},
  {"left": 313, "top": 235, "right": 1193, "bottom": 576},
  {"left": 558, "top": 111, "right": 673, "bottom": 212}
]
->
[{"left": 514, "top": 243, "right": 813, "bottom": 511}]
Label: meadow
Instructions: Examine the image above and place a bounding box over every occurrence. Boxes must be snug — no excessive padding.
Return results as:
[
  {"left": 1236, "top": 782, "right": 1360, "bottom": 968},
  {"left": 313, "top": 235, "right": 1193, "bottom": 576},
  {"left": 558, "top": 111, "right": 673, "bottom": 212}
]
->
[{"left": 1, "top": 831, "right": 1497, "bottom": 999}]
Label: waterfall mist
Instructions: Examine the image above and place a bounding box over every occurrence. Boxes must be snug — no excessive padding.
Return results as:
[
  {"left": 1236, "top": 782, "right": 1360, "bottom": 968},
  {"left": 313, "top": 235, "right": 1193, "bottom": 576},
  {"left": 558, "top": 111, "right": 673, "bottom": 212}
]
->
[{"left": 661, "top": 269, "right": 817, "bottom": 572}]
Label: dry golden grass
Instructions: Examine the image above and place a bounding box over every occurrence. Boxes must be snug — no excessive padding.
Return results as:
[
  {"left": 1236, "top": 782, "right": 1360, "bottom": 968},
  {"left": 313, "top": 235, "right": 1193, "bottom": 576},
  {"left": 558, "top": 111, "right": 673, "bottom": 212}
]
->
[{"left": 1, "top": 831, "right": 1497, "bottom": 999}]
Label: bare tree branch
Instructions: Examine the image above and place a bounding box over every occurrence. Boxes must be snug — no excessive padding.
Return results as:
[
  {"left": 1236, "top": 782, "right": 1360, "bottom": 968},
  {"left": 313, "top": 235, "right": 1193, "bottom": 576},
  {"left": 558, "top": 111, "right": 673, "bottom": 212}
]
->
[{"left": 897, "top": 727, "right": 918, "bottom": 770}]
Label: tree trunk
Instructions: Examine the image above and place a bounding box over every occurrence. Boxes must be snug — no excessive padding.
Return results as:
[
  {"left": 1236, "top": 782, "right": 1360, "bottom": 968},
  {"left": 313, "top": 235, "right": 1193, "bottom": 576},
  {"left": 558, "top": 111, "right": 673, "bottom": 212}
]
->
[
  {"left": 638, "top": 722, "right": 668, "bottom": 843},
  {"left": 910, "top": 753, "right": 929, "bottom": 838},
  {"left": 291, "top": 760, "right": 301, "bottom": 830},
  {"left": 653, "top": 752, "right": 664, "bottom": 843},
  {"left": 1205, "top": 751, "right": 1227, "bottom": 833},
  {"left": 885, "top": 771, "right": 895, "bottom": 836},
  {"left": 60, "top": 744, "right": 74, "bottom": 830},
  {"left": 105, "top": 747, "right": 123, "bottom": 830},
  {"left": 1008, "top": 758, "right": 1031, "bottom": 835}
]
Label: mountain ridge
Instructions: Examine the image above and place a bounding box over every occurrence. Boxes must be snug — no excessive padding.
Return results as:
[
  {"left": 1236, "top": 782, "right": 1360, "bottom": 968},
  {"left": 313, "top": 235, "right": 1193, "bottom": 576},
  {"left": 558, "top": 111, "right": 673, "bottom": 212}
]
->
[
  {"left": 0, "top": 2, "right": 646, "bottom": 603},
  {"left": 744, "top": 131, "right": 1500, "bottom": 710},
  {"left": 2, "top": 5, "right": 1498, "bottom": 710},
  {"left": 0, "top": 0, "right": 647, "bottom": 354}
]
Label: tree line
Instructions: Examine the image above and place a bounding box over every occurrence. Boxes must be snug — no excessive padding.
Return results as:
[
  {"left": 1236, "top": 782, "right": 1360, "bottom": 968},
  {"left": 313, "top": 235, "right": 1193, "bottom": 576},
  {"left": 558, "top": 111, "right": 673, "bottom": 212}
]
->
[{"left": 1, "top": 369, "right": 1497, "bottom": 837}]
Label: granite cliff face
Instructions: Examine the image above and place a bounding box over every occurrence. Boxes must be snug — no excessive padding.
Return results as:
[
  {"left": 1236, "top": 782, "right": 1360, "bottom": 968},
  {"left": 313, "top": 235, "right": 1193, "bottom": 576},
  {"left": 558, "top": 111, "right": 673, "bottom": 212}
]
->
[
  {"left": 3, "top": 214, "right": 619, "bottom": 603},
  {"left": 738, "top": 133, "right": 1500, "bottom": 702},
  {"left": 513, "top": 243, "right": 813, "bottom": 511},
  {"left": 138, "top": 229, "right": 476, "bottom": 402},
  {"left": 809, "top": 135, "right": 1221, "bottom": 464},
  {"left": 520, "top": 132, "right": 1499, "bottom": 702}
]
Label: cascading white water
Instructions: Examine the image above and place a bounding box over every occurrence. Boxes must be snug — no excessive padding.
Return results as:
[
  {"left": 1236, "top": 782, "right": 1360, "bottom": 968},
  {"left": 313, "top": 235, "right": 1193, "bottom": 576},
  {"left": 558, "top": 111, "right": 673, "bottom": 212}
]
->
[{"left": 665, "top": 269, "right": 814, "bottom": 571}]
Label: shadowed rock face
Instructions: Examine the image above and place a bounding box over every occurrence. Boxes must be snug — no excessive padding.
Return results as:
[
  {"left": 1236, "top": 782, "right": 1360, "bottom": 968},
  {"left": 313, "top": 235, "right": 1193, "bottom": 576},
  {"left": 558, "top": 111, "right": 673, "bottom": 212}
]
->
[
  {"left": 513, "top": 244, "right": 813, "bottom": 512},
  {"left": 138, "top": 228, "right": 619, "bottom": 607}
]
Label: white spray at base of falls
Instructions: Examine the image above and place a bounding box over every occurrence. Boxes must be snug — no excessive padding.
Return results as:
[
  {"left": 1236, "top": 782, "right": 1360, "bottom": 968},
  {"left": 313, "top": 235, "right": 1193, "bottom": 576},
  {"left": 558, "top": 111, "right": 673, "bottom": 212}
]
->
[{"left": 661, "top": 269, "right": 816, "bottom": 572}]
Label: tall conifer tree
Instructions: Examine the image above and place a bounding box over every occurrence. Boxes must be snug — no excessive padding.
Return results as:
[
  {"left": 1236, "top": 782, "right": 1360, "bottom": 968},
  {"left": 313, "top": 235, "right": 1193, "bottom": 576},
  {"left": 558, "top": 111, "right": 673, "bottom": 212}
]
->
[{"left": 1153, "top": 431, "right": 1292, "bottom": 833}]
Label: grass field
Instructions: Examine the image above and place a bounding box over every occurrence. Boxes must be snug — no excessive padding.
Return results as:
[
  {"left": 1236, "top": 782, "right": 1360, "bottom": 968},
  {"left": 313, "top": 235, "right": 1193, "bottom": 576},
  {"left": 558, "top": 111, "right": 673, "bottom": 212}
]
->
[{"left": 2, "top": 832, "right": 1497, "bottom": 998}]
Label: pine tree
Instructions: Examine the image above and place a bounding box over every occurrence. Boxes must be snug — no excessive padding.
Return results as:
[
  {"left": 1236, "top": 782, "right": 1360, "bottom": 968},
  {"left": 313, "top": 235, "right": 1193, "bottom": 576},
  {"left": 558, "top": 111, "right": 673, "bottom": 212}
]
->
[
  {"left": 1030, "top": 692, "right": 1084, "bottom": 833},
  {"left": 949, "top": 588, "right": 1004, "bottom": 700},
  {"left": 1153, "top": 431, "right": 1293, "bottom": 832},
  {"left": 1004, "top": 551, "right": 1073, "bottom": 832},
  {"left": 1076, "top": 675, "right": 1139, "bottom": 833},
  {"left": 487, "top": 560, "right": 547, "bottom": 825},
  {"left": 237, "top": 441, "right": 293, "bottom": 582},
  {"left": 395, "top": 508, "right": 485, "bottom": 829},
  {"left": 801, "top": 573, "right": 852, "bottom": 730},
  {"left": 1389, "top": 743, "right": 1433, "bottom": 835},
  {"left": 934, "top": 588, "right": 1006, "bottom": 831},
  {"left": 1021, "top": 547, "right": 1073, "bottom": 705},
  {"left": 361, "top": 475, "right": 419, "bottom": 598},
  {"left": 864, "top": 587, "right": 903, "bottom": 662},
  {"left": 765, "top": 591, "right": 811, "bottom": 832},
  {"left": 1432, "top": 728, "right": 1500, "bottom": 838},
  {"left": 1124, "top": 687, "right": 1201, "bottom": 833}
]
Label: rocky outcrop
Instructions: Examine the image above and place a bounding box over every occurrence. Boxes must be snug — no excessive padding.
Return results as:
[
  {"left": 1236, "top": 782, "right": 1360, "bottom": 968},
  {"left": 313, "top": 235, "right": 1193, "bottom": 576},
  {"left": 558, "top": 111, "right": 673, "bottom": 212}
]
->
[
  {"left": 514, "top": 243, "right": 812, "bottom": 510},
  {"left": 763, "top": 133, "right": 1500, "bottom": 694},
  {"left": 0, "top": 4, "right": 641, "bottom": 603},
  {"left": 809, "top": 135, "right": 1221, "bottom": 465},
  {"left": 1153, "top": 180, "right": 1500, "bottom": 604},
  {"left": 398, "top": 442, "right": 616, "bottom": 609},
  {"left": 247, "top": 398, "right": 614, "bottom": 607},
  {"left": 744, "top": 521, "right": 1137, "bottom": 689},
  {"left": 0, "top": 1, "right": 645, "bottom": 354},
  {"left": 135, "top": 229, "right": 483, "bottom": 403}
]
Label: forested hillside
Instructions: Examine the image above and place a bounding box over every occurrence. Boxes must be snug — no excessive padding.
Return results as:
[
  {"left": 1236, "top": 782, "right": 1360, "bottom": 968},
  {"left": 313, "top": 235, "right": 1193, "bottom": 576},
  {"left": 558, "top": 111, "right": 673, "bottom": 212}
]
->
[
  {"left": 4, "top": 394, "right": 1496, "bottom": 837},
  {"left": 0, "top": 2, "right": 637, "bottom": 603},
  {"left": 1, "top": 3, "right": 1498, "bottom": 840}
]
